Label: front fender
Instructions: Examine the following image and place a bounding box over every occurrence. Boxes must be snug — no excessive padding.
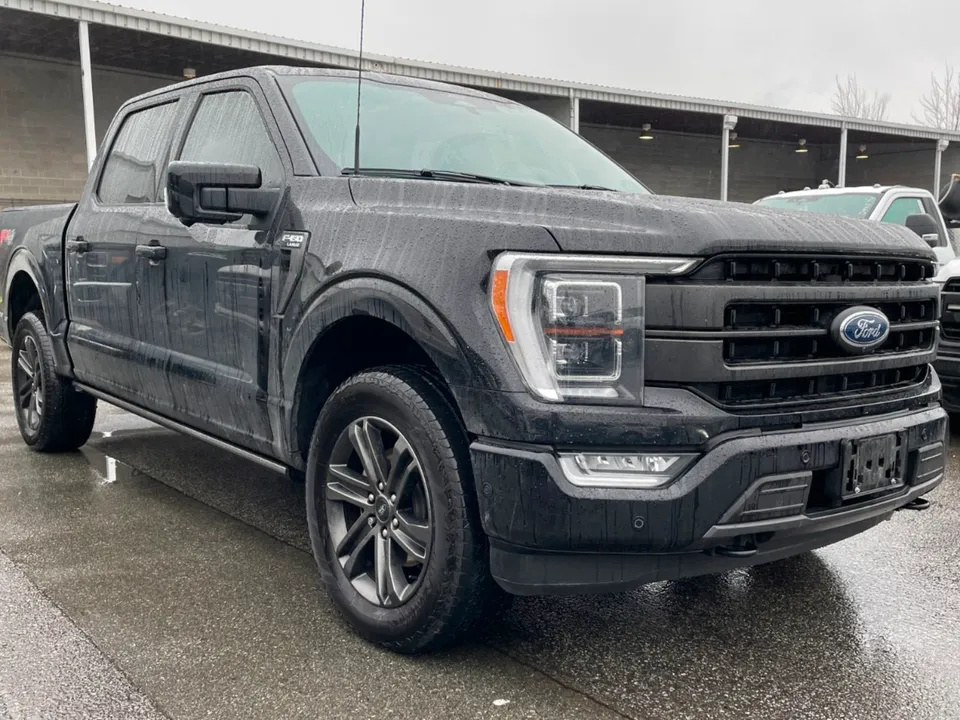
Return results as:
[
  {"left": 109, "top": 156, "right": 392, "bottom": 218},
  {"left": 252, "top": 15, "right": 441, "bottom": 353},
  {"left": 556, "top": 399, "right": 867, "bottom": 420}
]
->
[{"left": 281, "top": 276, "right": 491, "bottom": 455}]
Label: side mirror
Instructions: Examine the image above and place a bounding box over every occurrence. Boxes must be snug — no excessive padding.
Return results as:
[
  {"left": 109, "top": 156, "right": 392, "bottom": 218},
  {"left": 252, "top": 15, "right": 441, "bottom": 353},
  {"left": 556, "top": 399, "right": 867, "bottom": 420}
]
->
[
  {"left": 166, "top": 161, "right": 280, "bottom": 226},
  {"left": 904, "top": 213, "right": 941, "bottom": 248}
]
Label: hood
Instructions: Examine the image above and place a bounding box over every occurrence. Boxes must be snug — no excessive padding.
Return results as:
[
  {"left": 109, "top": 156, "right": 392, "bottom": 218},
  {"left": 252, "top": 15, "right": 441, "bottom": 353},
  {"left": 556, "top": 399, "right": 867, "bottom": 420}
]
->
[{"left": 348, "top": 178, "right": 937, "bottom": 259}]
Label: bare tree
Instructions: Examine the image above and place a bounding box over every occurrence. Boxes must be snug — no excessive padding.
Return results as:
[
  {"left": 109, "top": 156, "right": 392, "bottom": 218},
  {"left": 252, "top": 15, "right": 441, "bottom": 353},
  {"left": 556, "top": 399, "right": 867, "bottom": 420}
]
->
[
  {"left": 914, "top": 63, "right": 960, "bottom": 130},
  {"left": 832, "top": 74, "right": 891, "bottom": 121}
]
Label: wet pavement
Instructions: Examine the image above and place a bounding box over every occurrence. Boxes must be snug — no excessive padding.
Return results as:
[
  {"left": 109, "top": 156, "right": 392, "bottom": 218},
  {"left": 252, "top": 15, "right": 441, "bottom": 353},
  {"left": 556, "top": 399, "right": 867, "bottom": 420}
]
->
[{"left": 1, "top": 343, "right": 959, "bottom": 720}]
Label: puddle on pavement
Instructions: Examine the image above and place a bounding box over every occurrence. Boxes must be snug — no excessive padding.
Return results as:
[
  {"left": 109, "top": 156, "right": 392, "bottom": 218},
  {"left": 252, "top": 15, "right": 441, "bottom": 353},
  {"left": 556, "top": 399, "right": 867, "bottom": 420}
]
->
[{"left": 80, "top": 434, "right": 143, "bottom": 486}]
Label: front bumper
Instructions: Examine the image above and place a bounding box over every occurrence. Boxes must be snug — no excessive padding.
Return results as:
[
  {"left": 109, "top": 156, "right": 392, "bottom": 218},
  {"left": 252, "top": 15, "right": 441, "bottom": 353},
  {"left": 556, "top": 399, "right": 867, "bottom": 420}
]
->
[{"left": 471, "top": 405, "right": 947, "bottom": 596}]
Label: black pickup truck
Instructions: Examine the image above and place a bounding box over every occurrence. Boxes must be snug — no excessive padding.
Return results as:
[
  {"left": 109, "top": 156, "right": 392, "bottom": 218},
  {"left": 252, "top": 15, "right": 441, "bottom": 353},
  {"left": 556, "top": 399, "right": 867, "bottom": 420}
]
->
[{"left": 0, "top": 66, "right": 948, "bottom": 653}]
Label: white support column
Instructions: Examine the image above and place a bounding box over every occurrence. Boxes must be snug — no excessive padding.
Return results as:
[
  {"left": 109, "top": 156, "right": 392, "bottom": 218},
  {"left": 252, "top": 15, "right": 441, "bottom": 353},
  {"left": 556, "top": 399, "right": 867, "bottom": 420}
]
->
[
  {"left": 569, "top": 90, "right": 580, "bottom": 134},
  {"left": 720, "top": 114, "right": 737, "bottom": 202},
  {"left": 78, "top": 21, "right": 97, "bottom": 171},
  {"left": 838, "top": 125, "right": 848, "bottom": 188},
  {"left": 935, "top": 139, "right": 950, "bottom": 198}
]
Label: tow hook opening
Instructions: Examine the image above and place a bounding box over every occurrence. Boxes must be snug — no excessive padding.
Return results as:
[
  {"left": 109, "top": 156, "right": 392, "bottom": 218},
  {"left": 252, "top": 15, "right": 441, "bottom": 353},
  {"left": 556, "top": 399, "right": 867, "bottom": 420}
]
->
[
  {"left": 897, "top": 496, "right": 932, "bottom": 512},
  {"left": 710, "top": 532, "right": 775, "bottom": 558}
]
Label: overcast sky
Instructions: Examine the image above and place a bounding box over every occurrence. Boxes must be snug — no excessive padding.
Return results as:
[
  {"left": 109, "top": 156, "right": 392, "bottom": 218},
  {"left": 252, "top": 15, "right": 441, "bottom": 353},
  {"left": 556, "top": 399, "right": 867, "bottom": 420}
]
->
[{"left": 118, "top": 0, "right": 953, "bottom": 124}]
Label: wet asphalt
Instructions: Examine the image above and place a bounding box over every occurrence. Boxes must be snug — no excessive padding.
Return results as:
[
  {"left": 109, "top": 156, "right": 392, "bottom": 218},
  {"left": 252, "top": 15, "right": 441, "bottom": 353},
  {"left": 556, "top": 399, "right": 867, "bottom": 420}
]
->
[{"left": 1, "top": 344, "right": 959, "bottom": 720}]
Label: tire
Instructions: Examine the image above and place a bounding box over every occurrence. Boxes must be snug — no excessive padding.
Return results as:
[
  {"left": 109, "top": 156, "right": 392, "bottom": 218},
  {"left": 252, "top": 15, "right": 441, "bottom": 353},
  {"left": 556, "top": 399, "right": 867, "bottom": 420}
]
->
[
  {"left": 305, "top": 365, "right": 504, "bottom": 653},
  {"left": 11, "top": 311, "right": 97, "bottom": 452}
]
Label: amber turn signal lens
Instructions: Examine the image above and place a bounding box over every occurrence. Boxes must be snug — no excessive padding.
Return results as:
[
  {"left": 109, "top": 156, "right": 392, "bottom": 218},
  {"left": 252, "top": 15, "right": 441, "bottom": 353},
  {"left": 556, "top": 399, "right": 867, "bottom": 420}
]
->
[{"left": 491, "top": 269, "right": 514, "bottom": 343}]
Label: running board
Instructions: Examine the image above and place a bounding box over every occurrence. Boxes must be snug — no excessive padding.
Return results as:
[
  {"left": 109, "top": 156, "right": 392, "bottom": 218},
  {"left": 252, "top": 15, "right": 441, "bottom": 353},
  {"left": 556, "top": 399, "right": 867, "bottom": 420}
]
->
[{"left": 73, "top": 383, "right": 288, "bottom": 475}]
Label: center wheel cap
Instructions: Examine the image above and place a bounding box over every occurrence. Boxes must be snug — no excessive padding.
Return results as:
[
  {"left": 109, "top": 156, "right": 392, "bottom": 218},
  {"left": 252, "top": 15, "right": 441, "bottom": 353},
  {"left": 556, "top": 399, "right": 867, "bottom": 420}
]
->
[{"left": 374, "top": 497, "right": 391, "bottom": 523}]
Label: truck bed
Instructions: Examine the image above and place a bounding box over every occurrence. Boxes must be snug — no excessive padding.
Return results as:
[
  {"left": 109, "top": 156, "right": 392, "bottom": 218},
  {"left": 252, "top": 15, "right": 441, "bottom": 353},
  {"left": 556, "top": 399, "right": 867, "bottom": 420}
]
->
[{"left": 0, "top": 202, "right": 77, "bottom": 346}]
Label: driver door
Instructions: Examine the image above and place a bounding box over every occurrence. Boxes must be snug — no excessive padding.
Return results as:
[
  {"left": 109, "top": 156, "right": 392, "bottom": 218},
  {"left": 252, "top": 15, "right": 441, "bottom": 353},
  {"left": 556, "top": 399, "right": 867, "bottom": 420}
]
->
[{"left": 136, "top": 82, "right": 286, "bottom": 454}]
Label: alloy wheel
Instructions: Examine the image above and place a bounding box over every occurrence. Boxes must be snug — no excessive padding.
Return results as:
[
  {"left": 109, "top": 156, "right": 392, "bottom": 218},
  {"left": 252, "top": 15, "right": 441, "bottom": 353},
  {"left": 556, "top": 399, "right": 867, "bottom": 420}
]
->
[
  {"left": 15, "top": 335, "right": 43, "bottom": 431},
  {"left": 324, "top": 416, "right": 433, "bottom": 607}
]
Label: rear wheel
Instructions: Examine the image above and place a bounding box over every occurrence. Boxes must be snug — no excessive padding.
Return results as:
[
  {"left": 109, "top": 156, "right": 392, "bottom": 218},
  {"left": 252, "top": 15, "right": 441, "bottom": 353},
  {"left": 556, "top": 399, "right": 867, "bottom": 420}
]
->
[
  {"left": 12, "top": 311, "right": 97, "bottom": 452},
  {"left": 305, "top": 365, "right": 503, "bottom": 653}
]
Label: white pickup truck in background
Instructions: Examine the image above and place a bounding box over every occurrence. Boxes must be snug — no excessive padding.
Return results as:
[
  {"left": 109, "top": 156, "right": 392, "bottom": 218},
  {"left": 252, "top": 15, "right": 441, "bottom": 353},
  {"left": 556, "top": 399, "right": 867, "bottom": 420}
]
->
[{"left": 755, "top": 181, "right": 960, "bottom": 280}]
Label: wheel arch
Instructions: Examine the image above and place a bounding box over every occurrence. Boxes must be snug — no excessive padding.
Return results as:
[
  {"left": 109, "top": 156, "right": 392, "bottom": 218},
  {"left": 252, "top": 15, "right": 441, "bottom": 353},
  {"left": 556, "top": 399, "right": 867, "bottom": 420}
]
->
[
  {"left": 5, "top": 251, "right": 47, "bottom": 340},
  {"left": 282, "top": 277, "right": 481, "bottom": 464}
]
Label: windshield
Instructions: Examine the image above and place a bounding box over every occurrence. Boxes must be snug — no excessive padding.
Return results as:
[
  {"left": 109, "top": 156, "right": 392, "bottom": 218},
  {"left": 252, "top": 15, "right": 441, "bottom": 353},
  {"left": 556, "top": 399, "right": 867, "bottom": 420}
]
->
[
  {"left": 755, "top": 192, "right": 880, "bottom": 219},
  {"left": 279, "top": 75, "right": 649, "bottom": 193}
]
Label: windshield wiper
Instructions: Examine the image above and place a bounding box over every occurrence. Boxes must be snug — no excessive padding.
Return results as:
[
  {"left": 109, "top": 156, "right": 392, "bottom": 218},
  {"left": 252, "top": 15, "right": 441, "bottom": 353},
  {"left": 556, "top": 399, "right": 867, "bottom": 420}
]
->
[
  {"left": 341, "top": 167, "right": 534, "bottom": 186},
  {"left": 547, "top": 184, "right": 620, "bottom": 192}
]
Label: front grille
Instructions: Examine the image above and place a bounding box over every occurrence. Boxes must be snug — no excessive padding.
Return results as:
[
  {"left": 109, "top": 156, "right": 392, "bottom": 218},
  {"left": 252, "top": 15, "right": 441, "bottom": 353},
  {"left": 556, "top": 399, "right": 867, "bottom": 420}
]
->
[
  {"left": 686, "top": 254, "right": 935, "bottom": 284},
  {"left": 645, "top": 252, "right": 939, "bottom": 412},
  {"left": 693, "top": 364, "right": 928, "bottom": 408},
  {"left": 724, "top": 300, "right": 937, "bottom": 364}
]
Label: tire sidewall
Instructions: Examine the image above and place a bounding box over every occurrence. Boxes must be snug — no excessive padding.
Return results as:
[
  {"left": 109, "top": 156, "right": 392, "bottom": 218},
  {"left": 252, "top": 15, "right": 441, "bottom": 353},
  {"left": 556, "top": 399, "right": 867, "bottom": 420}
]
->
[{"left": 306, "top": 370, "right": 466, "bottom": 647}]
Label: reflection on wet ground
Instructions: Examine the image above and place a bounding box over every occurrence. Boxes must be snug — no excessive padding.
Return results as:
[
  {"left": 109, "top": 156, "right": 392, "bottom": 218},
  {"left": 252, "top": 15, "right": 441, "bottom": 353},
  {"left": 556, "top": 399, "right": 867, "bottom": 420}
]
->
[{"left": 1, "top": 344, "right": 959, "bottom": 719}]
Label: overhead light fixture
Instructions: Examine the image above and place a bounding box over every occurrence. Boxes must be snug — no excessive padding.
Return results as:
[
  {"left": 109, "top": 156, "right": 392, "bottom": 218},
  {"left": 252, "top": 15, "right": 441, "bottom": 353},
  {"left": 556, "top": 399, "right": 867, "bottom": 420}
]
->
[
  {"left": 795, "top": 138, "right": 808, "bottom": 153},
  {"left": 183, "top": 67, "right": 197, "bottom": 79},
  {"left": 639, "top": 123, "right": 654, "bottom": 140},
  {"left": 856, "top": 144, "right": 869, "bottom": 160},
  {"left": 728, "top": 131, "right": 740, "bottom": 149}
]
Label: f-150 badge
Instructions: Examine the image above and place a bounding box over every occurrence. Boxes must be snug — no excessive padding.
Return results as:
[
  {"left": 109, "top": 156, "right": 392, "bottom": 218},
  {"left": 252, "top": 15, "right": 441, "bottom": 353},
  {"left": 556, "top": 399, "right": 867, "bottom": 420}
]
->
[{"left": 278, "top": 231, "right": 309, "bottom": 250}]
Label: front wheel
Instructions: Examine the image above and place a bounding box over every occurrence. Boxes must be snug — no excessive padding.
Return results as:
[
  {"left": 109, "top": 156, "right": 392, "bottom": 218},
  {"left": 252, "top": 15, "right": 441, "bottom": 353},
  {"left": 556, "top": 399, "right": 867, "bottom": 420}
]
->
[
  {"left": 11, "top": 311, "right": 97, "bottom": 452},
  {"left": 305, "top": 365, "right": 503, "bottom": 653}
]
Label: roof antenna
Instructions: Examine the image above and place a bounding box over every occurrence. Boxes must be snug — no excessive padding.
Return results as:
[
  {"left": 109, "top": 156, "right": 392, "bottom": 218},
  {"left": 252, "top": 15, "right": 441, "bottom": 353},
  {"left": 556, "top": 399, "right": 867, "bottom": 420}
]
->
[{"left": 352, "top": 0, "right": 366, "bottom": 173}]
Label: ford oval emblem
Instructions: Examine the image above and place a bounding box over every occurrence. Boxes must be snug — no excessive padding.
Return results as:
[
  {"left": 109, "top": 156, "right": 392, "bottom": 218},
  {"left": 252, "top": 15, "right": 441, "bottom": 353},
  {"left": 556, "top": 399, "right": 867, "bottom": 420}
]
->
[{"left": 830, "top": 306, "right": 891, "bottom": 353}]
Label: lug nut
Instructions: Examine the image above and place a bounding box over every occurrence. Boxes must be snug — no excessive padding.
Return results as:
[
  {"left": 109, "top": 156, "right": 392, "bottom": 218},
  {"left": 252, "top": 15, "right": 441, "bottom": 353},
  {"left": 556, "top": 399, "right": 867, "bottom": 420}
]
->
[
  {"left": 367, "top": 516, "right": 375, "bottom": 527},
  {"left": 381, "top": 528, "right": 388, "bottom": 537},
  {"left": 367, "top": 493, "right": 375, "bottom": 503},
  {"left": 378, "top": 482, "right": 384, "bottom": 491},
  {"left": 390, "top": 494, "right": 396, "bottom": 503},
  {"left": 392, "top": 518, "right": 400, "bottom": 528}
]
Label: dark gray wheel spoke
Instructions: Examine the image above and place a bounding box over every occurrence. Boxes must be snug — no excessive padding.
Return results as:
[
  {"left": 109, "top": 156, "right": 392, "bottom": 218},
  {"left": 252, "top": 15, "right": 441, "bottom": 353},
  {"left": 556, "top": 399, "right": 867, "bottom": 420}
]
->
[
  {"left": 342, "top": 524, "right": 377, "bottom": 579},
  {"left": 17, "top": 350, "right": 33, "bottom": 379},
  {"left": 350, "top": 420, "right": 388, "bottom": 487},
  {"left": 374, "top": 534, "right": 408, "bottom": 605},
  {"left": 325, "top": 478, "right": 373, "bottom": 509},
  {"left": 393, "top": 513, "right": 430, "bottom": 561},
  {"left": 328, "top": 463, "right": 372, "bottom": 494}
]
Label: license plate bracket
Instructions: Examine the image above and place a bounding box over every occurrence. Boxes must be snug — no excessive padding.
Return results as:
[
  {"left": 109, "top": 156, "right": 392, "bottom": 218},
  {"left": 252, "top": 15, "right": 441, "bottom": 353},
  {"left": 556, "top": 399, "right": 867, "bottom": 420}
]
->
[{"left": 840, "top": 433, "right": 905, "bottom": 499}]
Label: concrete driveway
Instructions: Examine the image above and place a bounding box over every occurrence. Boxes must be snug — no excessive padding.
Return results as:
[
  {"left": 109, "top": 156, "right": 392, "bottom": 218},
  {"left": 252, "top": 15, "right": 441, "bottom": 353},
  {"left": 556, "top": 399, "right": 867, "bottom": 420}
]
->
[{"left": 1, "top": 343, "right": 958, "bottom": 720}]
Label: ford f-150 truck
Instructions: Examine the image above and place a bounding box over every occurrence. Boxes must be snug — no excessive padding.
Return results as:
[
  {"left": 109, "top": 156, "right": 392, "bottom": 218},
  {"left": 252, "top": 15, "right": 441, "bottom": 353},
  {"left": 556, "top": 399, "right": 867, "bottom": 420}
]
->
[{"left": 0, "top": 67, "right": 948, "bottom": 654}]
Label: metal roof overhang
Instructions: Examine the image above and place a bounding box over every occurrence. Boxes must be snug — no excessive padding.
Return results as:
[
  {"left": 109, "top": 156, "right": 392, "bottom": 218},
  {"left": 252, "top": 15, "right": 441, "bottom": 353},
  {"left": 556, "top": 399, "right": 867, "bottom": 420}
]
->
[{"left": 2, "top": 0, "right": 958, "bottom": 143}]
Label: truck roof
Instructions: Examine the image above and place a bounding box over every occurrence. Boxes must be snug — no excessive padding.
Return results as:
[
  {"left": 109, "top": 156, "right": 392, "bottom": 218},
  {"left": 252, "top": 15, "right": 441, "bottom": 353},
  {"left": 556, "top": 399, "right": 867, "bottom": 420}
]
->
[{"left": 121, "top": 65, "right": 507, "bottom": 111}]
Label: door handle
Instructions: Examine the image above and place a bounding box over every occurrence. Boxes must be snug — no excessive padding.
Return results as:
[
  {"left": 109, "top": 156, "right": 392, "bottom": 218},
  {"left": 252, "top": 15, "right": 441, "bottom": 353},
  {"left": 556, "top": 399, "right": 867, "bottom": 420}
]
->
[
  {"left": 136, "top": 244, "right": 167, "bottom": 262},
  {"left": 65, "top": 238, "right": 89, "bottom": 254}
]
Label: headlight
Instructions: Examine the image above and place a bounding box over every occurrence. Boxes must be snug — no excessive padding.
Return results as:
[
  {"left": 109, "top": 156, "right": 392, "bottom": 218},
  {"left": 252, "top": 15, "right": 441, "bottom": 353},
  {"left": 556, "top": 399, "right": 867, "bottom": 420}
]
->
[{"left": 490, "top": 253, "right": 698, "bottom": 402}]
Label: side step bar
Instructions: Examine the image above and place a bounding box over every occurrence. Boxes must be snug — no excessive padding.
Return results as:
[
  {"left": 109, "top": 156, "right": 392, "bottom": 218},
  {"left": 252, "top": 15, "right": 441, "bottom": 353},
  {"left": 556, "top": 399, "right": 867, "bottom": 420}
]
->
[{"left": 74, "top": 383, "right": 288, "bottom": 475}]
